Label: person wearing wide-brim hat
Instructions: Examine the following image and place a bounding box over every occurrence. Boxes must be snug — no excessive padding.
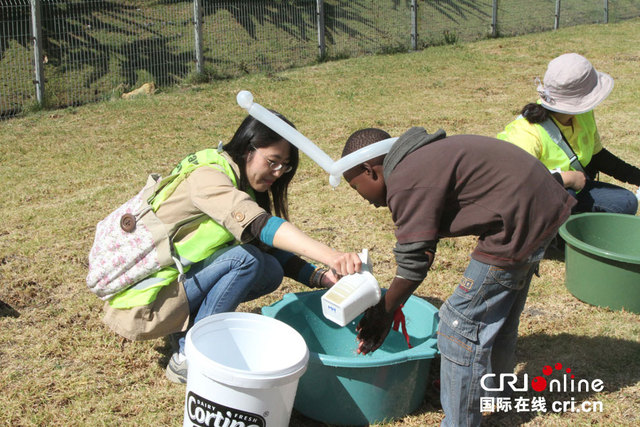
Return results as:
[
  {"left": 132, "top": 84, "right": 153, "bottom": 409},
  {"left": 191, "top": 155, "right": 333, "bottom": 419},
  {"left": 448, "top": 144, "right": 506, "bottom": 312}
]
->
[{"left": 498, "top": 53, "right": 640, "bottom": 215}]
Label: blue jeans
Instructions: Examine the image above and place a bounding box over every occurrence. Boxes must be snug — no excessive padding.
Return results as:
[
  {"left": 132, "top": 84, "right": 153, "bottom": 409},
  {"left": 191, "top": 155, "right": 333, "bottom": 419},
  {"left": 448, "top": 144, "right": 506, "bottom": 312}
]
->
[
  {"left": 569, "top": 180, "right": 638, "bottom": 214},
  {"left": 437, "top": 252, "right": 542, "bottom": 427},
  {"left": 176, "top": 244, "right": 283, "bottom": 354}
]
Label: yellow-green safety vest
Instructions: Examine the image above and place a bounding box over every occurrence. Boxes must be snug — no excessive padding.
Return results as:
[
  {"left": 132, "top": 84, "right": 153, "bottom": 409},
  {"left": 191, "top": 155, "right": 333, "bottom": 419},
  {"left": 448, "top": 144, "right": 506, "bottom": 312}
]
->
[
  {"left": 109, "top": 149, "right": 252, "bottom": 309},
  {"left": 497, "top": 111, "right": 598, "bottom": 172}
]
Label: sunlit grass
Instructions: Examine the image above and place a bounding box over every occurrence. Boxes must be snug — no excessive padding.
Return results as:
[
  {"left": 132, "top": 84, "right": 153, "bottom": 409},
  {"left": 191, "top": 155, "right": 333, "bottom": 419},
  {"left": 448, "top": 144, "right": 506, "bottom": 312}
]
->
[{"left": 1, "top": 18, "right": 639, "bottom": 426}]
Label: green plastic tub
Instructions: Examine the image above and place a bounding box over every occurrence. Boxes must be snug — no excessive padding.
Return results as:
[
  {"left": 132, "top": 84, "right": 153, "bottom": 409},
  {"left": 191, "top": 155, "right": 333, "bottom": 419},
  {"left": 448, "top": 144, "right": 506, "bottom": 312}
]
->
[
  {"left": 261, "top": 290, "right": 439, "bottom": 426},
  {"left": 559, "top": 213, "right": 640, "bottom": 313}
]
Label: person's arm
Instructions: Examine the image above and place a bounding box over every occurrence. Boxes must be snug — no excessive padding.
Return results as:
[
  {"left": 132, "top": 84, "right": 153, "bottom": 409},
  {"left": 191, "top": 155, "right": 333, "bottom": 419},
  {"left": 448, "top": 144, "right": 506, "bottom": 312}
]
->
[
  {"left": 244, "top": 213, "right": 360, "bottom": 278},
  {"left": 355, "top": 276, "right": 422, "bottom": 355},
  {"left": 272, "top": 220, "right": 361, "bottom": 276},
  {"left": 588, "top": 148, "right": 640, "bottom": 186},
  {"left": 189, "top": 167, "right": 361, "bottom": 277},
  {"left": 267, "top": 247, "right": 335, "bottom": 289},
  {"left": 558, "top": 170, "right": 587, "bottom": 191},
  {"left": 356, "top": 240, "right": 436, "bottom": 355}
]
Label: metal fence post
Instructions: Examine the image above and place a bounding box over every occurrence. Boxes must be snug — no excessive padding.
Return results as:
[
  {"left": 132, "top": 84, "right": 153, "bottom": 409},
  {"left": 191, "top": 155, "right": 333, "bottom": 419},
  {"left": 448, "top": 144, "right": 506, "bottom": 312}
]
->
[
  {"left": 491, "top": 0, "right": 498, "bottom": 37},
  {"left": 604, "top": 0, "right": 609, "bottom": 24},
  {"left": 411, "top": 0, "right": 418, "bottom": 50},
  {"left": 30, "top": 0, "right": 44, "bottom": 105},
  {"left": 316, "top": 0, "right": 325, "bottom": 58},
  {"left": 194, "top": 0, "right": 204, "bottom": 74},
  {"left": 554, "top": 0, "right": 561, "bottom": 30}
]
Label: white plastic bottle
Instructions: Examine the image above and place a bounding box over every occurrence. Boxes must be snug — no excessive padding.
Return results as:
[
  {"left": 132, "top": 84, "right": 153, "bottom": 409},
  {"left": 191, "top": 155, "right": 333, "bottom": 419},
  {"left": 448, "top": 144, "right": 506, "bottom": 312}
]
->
[{"left": 321, "top": 249, "right": 382, "bottom": 327}]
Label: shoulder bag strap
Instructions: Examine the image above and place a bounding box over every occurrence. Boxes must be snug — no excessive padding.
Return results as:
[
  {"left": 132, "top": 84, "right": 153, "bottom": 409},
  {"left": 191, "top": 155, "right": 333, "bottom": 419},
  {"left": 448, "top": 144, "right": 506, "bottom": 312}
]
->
[{"left": 539, "top": 118, "right": 585, "bottom": 173}]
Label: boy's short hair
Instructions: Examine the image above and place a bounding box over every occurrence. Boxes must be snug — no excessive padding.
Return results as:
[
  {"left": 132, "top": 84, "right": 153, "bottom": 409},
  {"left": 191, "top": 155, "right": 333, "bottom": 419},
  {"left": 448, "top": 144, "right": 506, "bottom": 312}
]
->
[{"left": 342, "top": 128, "right": 391, "bottom": 157}]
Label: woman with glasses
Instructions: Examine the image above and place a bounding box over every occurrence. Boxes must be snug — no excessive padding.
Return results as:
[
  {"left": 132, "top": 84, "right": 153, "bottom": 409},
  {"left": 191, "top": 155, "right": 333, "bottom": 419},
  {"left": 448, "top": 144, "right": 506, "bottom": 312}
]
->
[{"left": 102, "top": 112, "right": 362, "bottom": 383}]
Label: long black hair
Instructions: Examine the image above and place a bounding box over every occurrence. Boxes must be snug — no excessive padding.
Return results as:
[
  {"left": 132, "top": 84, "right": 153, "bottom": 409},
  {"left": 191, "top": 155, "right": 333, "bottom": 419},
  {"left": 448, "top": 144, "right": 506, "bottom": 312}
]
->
[
  {"left": 521, "top": 102, "right": 551, "bottom": 124},
  {"left": 223, "top": 112, "right": 299, "bottom": 220}
]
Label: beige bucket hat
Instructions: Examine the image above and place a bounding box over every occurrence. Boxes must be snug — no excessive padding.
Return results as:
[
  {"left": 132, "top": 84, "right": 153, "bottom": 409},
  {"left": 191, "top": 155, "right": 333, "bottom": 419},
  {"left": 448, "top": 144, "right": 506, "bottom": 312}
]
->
[{"left": 537, "top": 53, "right": 614, "bottom": 115}]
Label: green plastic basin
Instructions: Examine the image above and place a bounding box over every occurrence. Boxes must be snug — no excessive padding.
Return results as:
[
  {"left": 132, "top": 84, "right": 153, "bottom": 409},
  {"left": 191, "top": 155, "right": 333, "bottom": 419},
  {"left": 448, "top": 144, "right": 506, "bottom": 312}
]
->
[
  {"left": 559, "top": 213, "right": 640, "bottom": 313},
  {"left": 261, "top": 290, "right": 438, "bottom": 426}
]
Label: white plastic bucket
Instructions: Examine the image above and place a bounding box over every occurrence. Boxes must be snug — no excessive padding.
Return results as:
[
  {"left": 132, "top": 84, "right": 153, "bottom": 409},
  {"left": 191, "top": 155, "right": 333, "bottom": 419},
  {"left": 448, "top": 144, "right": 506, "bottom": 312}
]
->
[{"left": 183, "top": 312, "right": 309, "bottom": 427}]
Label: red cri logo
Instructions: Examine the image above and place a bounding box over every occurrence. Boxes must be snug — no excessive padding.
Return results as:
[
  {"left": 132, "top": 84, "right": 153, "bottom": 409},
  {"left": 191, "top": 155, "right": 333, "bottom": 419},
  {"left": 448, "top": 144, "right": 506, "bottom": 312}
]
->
[{"left": 531, "top": 362, "right": 576, "bottom": 392}]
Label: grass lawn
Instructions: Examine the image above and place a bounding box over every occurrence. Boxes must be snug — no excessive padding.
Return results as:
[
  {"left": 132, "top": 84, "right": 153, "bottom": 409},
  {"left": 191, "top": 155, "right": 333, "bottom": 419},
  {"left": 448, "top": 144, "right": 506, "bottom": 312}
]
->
[{"left": 1, "top": 17, "right": 639, "bottom": 426}]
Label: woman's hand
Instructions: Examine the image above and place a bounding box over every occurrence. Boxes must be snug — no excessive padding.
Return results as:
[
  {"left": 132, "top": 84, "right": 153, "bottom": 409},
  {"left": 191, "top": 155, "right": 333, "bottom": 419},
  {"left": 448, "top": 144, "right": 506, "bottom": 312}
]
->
[
  {"left": 326, "top": 251, "right": 362, "bottom": 277},
  {"left": 320, "top": 269, "right": 339, "bottom": 288},
  {"left": 560, "top": 170, "right": 587, "bottom": 191}
]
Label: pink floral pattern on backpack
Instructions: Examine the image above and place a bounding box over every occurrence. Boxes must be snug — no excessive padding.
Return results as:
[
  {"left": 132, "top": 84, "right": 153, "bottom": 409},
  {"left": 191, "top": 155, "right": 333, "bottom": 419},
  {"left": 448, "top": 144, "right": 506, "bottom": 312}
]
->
[{"left": 86, "top": 188, "right": 161, "bottom": 300}]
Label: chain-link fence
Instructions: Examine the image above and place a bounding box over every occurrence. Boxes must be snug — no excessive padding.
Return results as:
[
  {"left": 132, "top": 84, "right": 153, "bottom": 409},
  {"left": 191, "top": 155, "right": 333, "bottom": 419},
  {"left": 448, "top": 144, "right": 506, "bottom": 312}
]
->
[
  {"left": 2, "top": 0, "right": 640, "bottom": 118},
  {"left": 200, "top": 0, "right": 317, "bottom": 77}
]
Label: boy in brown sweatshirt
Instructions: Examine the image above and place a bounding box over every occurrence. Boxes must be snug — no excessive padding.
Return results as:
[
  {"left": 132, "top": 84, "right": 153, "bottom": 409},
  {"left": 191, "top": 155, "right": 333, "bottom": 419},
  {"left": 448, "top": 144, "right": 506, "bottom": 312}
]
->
[{"left": 342, "top": 126, "right": 575, "bottom": 426}]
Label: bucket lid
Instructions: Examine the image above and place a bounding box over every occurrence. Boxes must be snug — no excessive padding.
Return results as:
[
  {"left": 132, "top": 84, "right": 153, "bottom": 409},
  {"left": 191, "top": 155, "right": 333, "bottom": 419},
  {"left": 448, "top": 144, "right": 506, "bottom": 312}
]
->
[{"left": 185, "top": 312, "right": 309, "bottom": 389}]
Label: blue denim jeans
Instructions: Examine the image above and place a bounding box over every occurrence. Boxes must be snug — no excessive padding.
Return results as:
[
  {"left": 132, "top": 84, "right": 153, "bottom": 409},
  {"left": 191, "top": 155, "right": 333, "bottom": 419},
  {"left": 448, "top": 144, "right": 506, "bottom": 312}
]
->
[
  {"left": 568, "top": 180, "right": 638, "bottom": 214},
  {"left": 176, "top": 244, "right": 283, "bottom": 354},
  {"left": 437, "top": 249, "right": 543, "bottom": 427}
]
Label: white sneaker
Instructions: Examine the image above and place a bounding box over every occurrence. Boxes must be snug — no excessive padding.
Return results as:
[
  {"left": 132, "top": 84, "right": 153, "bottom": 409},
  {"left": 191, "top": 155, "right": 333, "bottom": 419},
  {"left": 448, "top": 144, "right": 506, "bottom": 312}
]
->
[{"left": 165, "top": 352, "right": 188, "bottom": 384}]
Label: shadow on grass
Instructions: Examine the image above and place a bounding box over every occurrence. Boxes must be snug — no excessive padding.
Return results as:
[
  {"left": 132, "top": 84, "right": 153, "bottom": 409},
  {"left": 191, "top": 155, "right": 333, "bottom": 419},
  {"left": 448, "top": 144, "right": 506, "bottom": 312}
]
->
[
  {"left": 362, "top": 331, "right": 639, "bottom": 426},
  {"left": 483, "top": 332, "right": 640, "bottom": 425},
  {"left": 0, "top": 299, "right": 19, "bottom": 318},
  {"left": 155, "top": 333, "right": 182, "bottom": 370},
  {"left": 151, "top": 296, "right": 637, "bottom": 425},
  {"left": 419, "top": 295, "right": 446, "bottom": 310},
  {"left": 289, "top": 318, "right": 637, "bottom": 426}
]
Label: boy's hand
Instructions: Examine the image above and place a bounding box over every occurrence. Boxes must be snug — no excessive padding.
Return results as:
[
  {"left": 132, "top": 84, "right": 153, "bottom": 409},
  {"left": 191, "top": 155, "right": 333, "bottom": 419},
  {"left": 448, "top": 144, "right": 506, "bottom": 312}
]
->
[
  {"left": 356, "top": 297, "right": 394, "bottom": 355},
  {"left": 356, "top": 275, "right": 424, "bottom": 354}
]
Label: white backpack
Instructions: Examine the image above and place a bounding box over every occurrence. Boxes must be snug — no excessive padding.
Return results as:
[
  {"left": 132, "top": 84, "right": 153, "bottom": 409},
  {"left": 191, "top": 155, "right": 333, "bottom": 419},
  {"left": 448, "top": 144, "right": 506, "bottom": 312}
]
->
[{"left": 86, "top": 174, "right": 202, "bottom": 300}]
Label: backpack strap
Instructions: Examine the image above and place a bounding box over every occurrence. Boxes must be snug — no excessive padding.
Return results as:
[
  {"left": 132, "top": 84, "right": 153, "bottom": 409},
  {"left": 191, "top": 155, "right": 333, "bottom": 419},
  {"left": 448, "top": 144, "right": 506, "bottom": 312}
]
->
[
  {"left": 138, "top": 173, "right": 206, "bottom": 283},
  {"left": 539, "top": 118, "right": 585, "bottom": 173}
]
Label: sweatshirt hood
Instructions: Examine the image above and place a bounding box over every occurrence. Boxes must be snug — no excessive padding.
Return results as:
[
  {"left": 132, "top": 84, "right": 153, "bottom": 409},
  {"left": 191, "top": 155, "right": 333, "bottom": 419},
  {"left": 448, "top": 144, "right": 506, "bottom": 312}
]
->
[{"left": 383, "top": 127, "right": 447, "bottom": 182}]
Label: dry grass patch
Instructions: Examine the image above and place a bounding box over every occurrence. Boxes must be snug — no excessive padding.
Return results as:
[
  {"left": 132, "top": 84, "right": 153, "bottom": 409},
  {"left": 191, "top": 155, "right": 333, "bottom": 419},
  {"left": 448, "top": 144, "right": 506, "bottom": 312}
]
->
[{"left": 2, "top": 18, "right": 640, "bottom": 426}]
